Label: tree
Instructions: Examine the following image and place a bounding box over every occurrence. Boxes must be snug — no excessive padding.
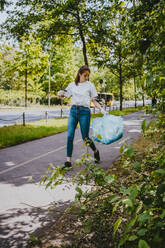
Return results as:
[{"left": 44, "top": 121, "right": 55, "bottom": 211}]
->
[
  {"left": 127, "top": 0, "right": 165, "bottom": 109},
  {"left": 41, "top": 35, "right": 78, "bottom": 98},
  {"left": 14, "top": 34, "right": 48, "bottom": 107},
  {"left": 88, "top": 1, "right": 131, "bottom": 110},
  {"left": 0, "top": 44, "right": 23, "bottom": 91},
  {"left": 2, "top": 0, "right": 107, "bottom": 66}
]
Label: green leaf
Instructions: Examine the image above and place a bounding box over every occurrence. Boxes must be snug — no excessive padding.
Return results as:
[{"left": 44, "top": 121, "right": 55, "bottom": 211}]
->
[
  {"left": 112, "top": 200, "right": 121, "bottom": 214},
  {"left": 95, "top": 133, "right": 102, "bottom": 140},
  {"left": 137, "top": 228, "right": 147, "bottom": 236},
  {"left": 45, "top": 180, "right": 52, "bottom": 189},
  {"left": 142, "top": 119, "right": 147, "bottom": 135},
  {"left": 75, "top": 186, "right": 83, "bottom": 195},
  {"left": 124, "top": 145, "right": 134, "bottom": 158},
  {"left": 138, "top": 239, "right": 150, "bottom": 248},
  {"left": 138, "top": 213, "right": 151, "bottom": 224},
  {"left": 113, "top": 217, "right": 122, "bottom": 237},
  {"left": 109, "top": 195, "right": 121, "bottom": 203},
  {"left": 75, "top": 159, "right": 83, "bottom": 167},
  {"left": 124, "top": 215, "right": 137, "bottom": 233},
  {"left": 75, "top": 187, "right": 83, "bottom": 200},
  {"left": 84, "top": 218, "right": 92, "bottom": 234},
  {"left": 120, "top": 144, "right": 124, "bottom": 153},
  {"left": 93, "top": 167, "right": 105, "bottom": 175},
  {"left": 128, "top": 185, "right": 138, "bottom": 202},
  {"left": 155, "top": 221, "right": 164, "bottom": 228},
  {"left": 118, "top": 234, "right": 129, "bottom": 247},
  {"left": 154, "top": 169, "right": 165, "bottom": 176},
  {"left": 135, "top": 201, "right": 143, "bottom": 214},
  {"left": 120, "top": 1, "right": 125, "bottom": 6},
  {"left": 160, "top": 209, "right": 165, "bottom": 219},
  {"left": 104, "top": 175, "right": 115, "bottom": 184},
  {"left": 128, "top": 235, "right": 138, "bottom": 241},
  {"left": 133, "top": 162, "right": 141, "bottom": 172},
  {"left": 122, "top": 198, "right": 133, "bottom": 208},
  {"left": 156, "top": 183, "right": 165, "bottom": 195}
]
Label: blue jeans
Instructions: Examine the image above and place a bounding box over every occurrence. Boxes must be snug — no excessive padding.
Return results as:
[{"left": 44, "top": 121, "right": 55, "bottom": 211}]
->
[{"left": 67, "top": 105, "right": 97, "bottom": 157}]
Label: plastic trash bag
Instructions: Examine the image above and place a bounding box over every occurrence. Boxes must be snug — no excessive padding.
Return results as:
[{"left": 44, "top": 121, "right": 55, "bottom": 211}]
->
[{"left": 92, "top": 114, "right": 123, "bottom": 144}]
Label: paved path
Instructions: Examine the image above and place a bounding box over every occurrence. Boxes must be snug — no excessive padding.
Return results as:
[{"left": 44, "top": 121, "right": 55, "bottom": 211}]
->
[{"left": 0, "top": 111, "right": 150, "bottom": 248}]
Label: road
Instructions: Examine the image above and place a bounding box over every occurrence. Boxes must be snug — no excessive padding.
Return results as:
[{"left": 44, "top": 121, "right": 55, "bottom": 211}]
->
[
  {"left": 0, "top": 108, "right": 70, "bottom": 127},
  {"left": 0, "top": 111, "right": 151, "bottom": 248},
  {"left": 0, "top": 100, "right": 151, "bottom": 127}
]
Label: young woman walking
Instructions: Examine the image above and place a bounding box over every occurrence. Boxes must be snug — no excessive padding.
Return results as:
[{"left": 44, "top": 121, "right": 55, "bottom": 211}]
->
[{"left": 58, "top": 65, "right": 107, "bottom": 168}]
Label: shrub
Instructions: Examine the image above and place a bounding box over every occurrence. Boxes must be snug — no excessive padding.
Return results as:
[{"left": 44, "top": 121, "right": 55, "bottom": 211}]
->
[{"left": 40, "top": 110, "right": 165, "bottom": 248}]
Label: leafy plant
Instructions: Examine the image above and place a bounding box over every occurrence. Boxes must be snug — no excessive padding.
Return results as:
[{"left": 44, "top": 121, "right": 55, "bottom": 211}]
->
[
  {"left": 40, "top": 111, "right": 165, "bottom": 247},
  {"left": 28, "top": 233, "right": 42, "bottom": 247}
]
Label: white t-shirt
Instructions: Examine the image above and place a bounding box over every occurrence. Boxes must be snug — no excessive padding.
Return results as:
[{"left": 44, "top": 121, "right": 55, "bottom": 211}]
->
[{"left": 65, "top": 81, "right": 98, "bottom": 108}]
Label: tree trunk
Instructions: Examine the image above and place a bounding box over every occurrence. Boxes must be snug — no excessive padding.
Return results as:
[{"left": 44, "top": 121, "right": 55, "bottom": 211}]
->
[
  {"left": 77, "top": 11, "right": 88, "bottom": 66},
  {"left": 25, "top": 60, "right": 28, "bottom": 108},
  {"left": 48, "top": 56, "right": 51, "bottom": 107},
  {"left": 142, "top": 94, "right": 145, "bottom": 106},
  {"left": 119, "top": 54, "right": 123, "bottom": 111},
  {"left": 119, "top": 73, "right": 123, "bottom": 110},
  {"left": 82, "top": 39, "right": 88, "bottom": 66},
  {"left": 141, "top": 55, "right": 145, "bottom": 107},
  {"left": 134, "top": 75, "right": 137, "bottom": 108}
]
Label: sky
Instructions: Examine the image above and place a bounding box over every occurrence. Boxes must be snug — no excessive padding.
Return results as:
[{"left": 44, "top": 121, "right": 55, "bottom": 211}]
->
[
  {"left": 0, "top": 11, "right": 7, "bottom": 24},
  {"left": 0, "top": 0, "right": 17, "bottom": 24},
  {"left": 0, "top": 1, "right": 17, "bottom": 44},
  {"left": 0, "top": 0, "right": 133, "bottom": 44},
  {"left": 0, "top": 11, "right": 10, "bottom": 44}
]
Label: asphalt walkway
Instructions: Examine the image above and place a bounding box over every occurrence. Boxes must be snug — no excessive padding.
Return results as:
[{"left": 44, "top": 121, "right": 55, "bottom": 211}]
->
[{"left": 0, "top": 111, "right": 151, "bottom": 248}]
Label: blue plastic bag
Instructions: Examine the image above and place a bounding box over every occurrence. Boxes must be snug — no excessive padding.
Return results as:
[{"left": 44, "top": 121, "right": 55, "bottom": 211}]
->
[{"left": 92, "top": 114, "right": 123, "bottom": 144}]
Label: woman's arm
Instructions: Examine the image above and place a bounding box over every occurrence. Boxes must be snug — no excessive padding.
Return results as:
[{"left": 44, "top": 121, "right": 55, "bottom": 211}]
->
[
  {"left": 58, "top": 83, "right": 72, "bottom": 98},
  {"left": 92, "top": 98, "right": 107, "bottom": 114}
]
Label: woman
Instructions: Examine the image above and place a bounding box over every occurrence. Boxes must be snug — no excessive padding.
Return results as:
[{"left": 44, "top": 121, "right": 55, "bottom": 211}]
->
[{"left": 58, "top": 65, "right": 107, "bottom": 168}]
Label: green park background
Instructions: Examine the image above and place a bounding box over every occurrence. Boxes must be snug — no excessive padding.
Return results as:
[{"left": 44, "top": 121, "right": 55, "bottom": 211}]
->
[{"left": 0, "top": 0, "right": 164, "bottom": 247}]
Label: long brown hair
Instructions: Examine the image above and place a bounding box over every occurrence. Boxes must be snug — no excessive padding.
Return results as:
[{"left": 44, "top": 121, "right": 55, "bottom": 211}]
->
[{"left": 75, "top": 65, "right": 90, "bottom": 85}]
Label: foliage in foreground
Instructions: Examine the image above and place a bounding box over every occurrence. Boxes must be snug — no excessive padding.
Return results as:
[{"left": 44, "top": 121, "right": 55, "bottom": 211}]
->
[{"left": 40, "top": 110, "right": 165, "bottom": 248}]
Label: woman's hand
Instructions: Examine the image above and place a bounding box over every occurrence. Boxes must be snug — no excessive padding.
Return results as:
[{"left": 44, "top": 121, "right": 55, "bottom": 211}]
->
[
  {"left": 57, "top": 90, "right": 65, "bottom": 97},
  {"left": 100, "top": 108, "right": 108, "bottom": 115},
  {"left": 92, "top": 98, "right": 108, "bottom": 115}
]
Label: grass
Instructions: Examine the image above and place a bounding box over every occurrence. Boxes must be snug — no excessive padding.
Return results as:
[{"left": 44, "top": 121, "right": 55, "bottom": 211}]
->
[
  {"left": 0, "top": 118, "right": 68, "bottom": 148},
  {"left": 91, "top": 106, "right": 143, "bottom": 118},
  {"left": 0, "top": 106, "right": 144, "bottom": 149}
]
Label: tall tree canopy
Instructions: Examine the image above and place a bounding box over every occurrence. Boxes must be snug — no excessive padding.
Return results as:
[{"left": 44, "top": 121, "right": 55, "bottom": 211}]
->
[
  {"left": 87, "top": 1, "right": 131, "bottom": 110},
  {"left": 128, "top": 0, "right": 165, "bottom": 108},
  {"left": 2, "top": 0, "right": 109, "bottom": 65},
  {"left": 1, "top": 0, "right": 164, "bottom": 108},
  {"left": 0, "top": 0, "right": 9, "bottom": 11}
]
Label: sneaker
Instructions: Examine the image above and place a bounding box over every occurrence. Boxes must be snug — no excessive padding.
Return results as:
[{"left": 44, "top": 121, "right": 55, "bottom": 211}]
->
[
  {"left": 63, "top": 161, "right": 72, "bottom": 168},
  {"left": 94, "top": 150, "right": 100, "bottom": 163}
]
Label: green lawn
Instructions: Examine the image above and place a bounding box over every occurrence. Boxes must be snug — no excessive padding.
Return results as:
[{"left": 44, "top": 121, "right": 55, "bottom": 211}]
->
[
  {"left": 0, "top": 107, "right": 143, "bottom": 148},
  {"left": 0, "top": 118, "right": 68, "bottom": 148}
]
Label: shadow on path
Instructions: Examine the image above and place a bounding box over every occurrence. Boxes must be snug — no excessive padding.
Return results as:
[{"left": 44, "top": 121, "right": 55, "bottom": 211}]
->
[{"left": 0, "top": 201, "right": 71, "bottom": 248}]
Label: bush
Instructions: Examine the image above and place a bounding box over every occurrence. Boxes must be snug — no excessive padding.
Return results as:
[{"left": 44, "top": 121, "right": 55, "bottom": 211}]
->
[
  {"left": 40, "top": 110, "right": 165, "bottom": 248},
  {"left": 39, "top": 96, "right": 68, "bottom": 105}
]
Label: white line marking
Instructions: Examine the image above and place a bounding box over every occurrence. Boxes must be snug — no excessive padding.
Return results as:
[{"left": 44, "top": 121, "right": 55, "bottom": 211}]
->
[
  {"left": 5, "top": 161, "right": 16, "bottom": 166},
  {"left": 0, "top": 139, "right": 81, "bottom": 175}
]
